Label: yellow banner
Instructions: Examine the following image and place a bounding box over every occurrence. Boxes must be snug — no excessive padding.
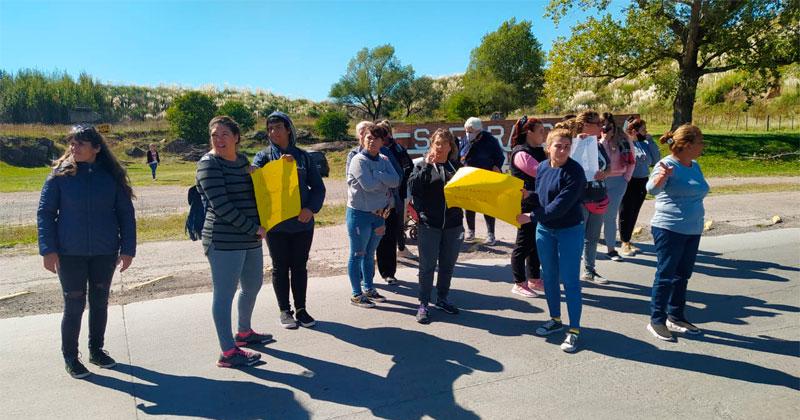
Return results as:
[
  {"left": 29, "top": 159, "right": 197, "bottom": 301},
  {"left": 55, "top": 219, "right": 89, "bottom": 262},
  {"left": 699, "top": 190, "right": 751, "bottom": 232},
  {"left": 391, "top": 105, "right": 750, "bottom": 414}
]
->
[
  {"left": 251, "top": 159, "right": 301, "bottom": 231},
  {"left": 444, "top": 167, "right": 524, "bottom": 228}
]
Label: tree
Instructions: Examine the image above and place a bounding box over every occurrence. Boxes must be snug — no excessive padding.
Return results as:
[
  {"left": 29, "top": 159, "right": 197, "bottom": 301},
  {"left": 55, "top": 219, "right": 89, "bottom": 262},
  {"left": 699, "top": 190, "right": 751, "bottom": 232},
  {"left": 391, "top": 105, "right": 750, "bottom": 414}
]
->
[
  {"left": 441, "top": 92, "right": 481, "bottom": 121},
  {"left": 547, "top": 0, "right": 800, "bottom": 128},
  {"left": 465, "top": 18, "right": 546, "bottom": 109},
  {"left": 315, "top": 111, "right": 350, "bottom": 140},
  {"left": 166, "top": 92, "right": 217, "bottom": 144},
  {"left": 217, "top": 100, "right": 256, "bottom": 133},
  {"left": 329, "top": 44, "right": 414, "bottom": 120},
  {"left": 393, "top": 76, "right": 442, "bottom": 118}
]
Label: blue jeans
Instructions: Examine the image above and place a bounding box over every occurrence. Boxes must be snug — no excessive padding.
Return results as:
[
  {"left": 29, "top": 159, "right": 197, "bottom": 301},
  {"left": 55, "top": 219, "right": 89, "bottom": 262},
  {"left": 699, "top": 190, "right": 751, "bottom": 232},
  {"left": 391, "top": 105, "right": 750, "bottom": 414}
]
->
[
  {"left": 650, "top": 227, "right": 701, "bottom": 324},
  {"left": 536, "top": 222, "right": 585, "bottom": 330},
  {"left": 207, "top": 245, "right": 264, "bottom": 352},
  {"left": 582, "top": 207, "right": 603, "bottom": 272},
  {"left": 603, "top": 176, "right": 628, "bottom": 249},
  {"left": 417, "top": 225, "right": 464, "bottom": 306},
  {"left": 346, "top": 207, "right": 385, "bottom": 296},
  {"left": 148, "top": 162, "right": 158, "bottom": 179}
]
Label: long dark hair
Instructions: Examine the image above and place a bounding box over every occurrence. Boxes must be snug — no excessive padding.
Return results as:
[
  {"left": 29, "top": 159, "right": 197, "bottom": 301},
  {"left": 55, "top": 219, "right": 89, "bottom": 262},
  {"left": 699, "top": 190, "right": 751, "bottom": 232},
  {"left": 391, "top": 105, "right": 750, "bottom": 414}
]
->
[
  {"left": 511, "top": 116, "right": 543, "bottom": 147},
  {"left": 53, "top": 125, "right": 135, "bottom": 198}
]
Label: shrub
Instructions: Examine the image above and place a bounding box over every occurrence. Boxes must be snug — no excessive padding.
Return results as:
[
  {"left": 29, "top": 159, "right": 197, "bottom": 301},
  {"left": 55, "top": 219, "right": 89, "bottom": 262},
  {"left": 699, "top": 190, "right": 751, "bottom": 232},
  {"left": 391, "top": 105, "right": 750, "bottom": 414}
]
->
[
  {"left": 315, "top": 111, "right": 349, "bottom": 140},
  {"left": 441, "top": 92, "right": 480, "bottom": 121},
  {"left": 165, "top": 92, "right": 217, "bottom": 144},
  {"left": 217, "top": 100, "right": 256, "bottom": 133}
]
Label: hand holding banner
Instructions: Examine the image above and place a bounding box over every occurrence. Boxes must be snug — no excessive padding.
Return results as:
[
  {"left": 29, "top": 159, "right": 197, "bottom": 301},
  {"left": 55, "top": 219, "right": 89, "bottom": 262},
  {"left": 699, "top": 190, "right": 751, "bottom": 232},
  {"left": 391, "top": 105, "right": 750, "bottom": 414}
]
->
[
  {"left": 443, "top": 167, "right": 524, "bottom": 228},
  {"left": 251, "top": 159, "right": 301, "bottom": 231}
]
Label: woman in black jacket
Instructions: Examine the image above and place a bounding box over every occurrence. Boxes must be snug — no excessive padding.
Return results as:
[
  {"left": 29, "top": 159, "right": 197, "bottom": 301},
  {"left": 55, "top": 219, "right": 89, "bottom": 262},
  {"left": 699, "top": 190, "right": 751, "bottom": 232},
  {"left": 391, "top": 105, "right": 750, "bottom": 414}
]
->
[
  {"left": 408, "top": 128, "right": 464, "bottom": 324},
  {"left": 37, "top": 124, "right": 137, "bottom": 379}
]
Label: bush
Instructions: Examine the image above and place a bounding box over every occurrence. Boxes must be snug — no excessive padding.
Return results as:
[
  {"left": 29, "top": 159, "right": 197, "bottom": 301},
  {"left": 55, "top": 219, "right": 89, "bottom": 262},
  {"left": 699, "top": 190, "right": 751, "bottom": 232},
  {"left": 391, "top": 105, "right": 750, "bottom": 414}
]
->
[
  {"left": 165, "top": 92, "right": 217, "bottom": 144},
  {"left": 315, "top": 111, "right": 349, "bottom": 140},
  {"left": 217, "top": 100, "right": 256, "bottom": 133},
  {"left": 441, "top": 92, "right": 480, "bottom": 121}
]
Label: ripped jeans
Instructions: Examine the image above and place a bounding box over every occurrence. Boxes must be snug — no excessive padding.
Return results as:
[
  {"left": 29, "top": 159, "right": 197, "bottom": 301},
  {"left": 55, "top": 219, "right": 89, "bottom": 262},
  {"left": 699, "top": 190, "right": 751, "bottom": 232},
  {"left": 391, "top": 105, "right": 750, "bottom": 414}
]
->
[
  {"left": 346, "top": 207, "right": 385, "bottom": 296},
  {"left": 57, "top": 254, "right": 118, "bottom": 360}
]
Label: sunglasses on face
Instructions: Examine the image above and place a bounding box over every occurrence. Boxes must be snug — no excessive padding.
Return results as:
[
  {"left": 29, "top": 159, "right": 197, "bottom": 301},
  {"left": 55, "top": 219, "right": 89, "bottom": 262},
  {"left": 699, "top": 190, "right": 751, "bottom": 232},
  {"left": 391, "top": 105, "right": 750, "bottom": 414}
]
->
[{"left": 602, "top": 124, "right": 614, "bottom": 133}]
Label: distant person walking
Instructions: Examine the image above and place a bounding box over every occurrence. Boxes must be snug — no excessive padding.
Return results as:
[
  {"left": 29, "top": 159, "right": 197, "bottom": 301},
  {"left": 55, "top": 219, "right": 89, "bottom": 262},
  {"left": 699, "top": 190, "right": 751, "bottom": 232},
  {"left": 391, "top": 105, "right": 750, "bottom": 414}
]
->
[
  {"left": 517, "top": 128, "right": 587, "bottom": 353},
  {"left": 509, "top": 116, "right": 547, "bottom": 298},
  {"left": 646, "top": 124, "right": 709, "bottom": 341},
  {"left": 459, "top": 117, "right": 505, "bottom": 245},
  {"left": 37, "top": 124, "right": 137, "bottom": 378},
  {"left": 253, "top": 112, "right": 326, "bottom": 329},
  {"left": 408, "top": 129, "right": 464, "bottom": 324},
  {"left": 196, "top": 116, "right": 270, "bottom": 368},
  {"left": 146, "top": 143, "right": 160, "bottom": 180}
]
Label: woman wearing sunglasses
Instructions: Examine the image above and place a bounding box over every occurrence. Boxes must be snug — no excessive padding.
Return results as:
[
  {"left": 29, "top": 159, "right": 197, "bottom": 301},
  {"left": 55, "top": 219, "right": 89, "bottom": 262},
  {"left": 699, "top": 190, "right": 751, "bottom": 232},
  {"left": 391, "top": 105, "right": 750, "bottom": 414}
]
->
[{"left": 38, "top": 125, "right": 137, "bottom": 379}]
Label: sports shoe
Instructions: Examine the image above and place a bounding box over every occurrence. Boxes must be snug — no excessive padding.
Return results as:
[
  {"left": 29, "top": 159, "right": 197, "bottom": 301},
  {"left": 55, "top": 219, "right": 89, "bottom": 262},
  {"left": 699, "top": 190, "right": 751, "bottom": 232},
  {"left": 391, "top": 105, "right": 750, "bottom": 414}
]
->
[
  {"left": 350, "top": 293, "right": 376, "bottom": 308},
  {"left": 607, "top": 251, "right": 624, "bottom": 262},
  {"left": 511, "top": 282, "right": 538, "bottom": 298},
  {"left": 485, "top": 233, "right": 496, "bottom": 246},
  {"left": 295, "top": 308, "right": 316, "bottom": 328},
  {"left": 279, "top": 310, "right": 299, "bottom": 329},
  {"left": 560, "top": 332, "right": 579, "bottom": 353},
  {"left": 630, "top": 243, "right": 642, "bottom": 253},
  {"left": 416, "top": 305, "right": 430, "bottom": 324},
  {"left": 398, "top": 248, "right": 417, "bottom": 259},
  {"left": 535, "top": 319, "right": 564, "bottom": 336},
  {"left": 217, "top": 347, "right": 261, "bottom": 368},
  {"left": 528, "top": 278, "right": 545, "bottom": 294},
  {"left": 89, "top": 349, "right": 117, "bottom": 368},
  {"left": 384, "top": 276, "right": 398, "bottom": 285},
  {"left": 666, "top": 318, "right": 701, "bottom": 335},
  {"left": 364, "top": 288, "right": 387, "bottom": 302},
  {"left": 581, "top": 269, "right": 609, "bottom": 285},
  {"left": 235, "top": 329, "right": 273, "bottom": 347},
  {"left": 434, "top": 300, "right": 459, "bottom": 314},
  {"left": 620, "top": 242, "right": 636, "bottom": 256},
  {"left": 647, "top": 322, "right": 674, "bottom": 341},
  {"left": 464, "top": 230, "right": 475, "bottom": 242},
  {"left": 65, "top": 356, "right": 91, "bottom": 379}
]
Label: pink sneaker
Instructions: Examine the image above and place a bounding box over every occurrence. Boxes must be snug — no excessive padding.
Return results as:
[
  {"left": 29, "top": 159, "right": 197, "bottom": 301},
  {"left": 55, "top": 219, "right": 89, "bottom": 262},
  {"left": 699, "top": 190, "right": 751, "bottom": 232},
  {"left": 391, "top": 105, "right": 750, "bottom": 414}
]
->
[
  {"left": 511, "top": 282, "right": 538, "bottom": 298},
  {"left": 528, "top": 278, "right": 545, "bottom": 295}
]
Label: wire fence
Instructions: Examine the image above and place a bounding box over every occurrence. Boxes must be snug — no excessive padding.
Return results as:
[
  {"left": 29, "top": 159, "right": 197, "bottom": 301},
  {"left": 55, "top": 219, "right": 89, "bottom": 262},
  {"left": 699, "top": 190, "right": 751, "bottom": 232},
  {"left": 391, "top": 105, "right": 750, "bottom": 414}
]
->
[{"left": 640, "top": 113, "right": 799, "bottom": 131}]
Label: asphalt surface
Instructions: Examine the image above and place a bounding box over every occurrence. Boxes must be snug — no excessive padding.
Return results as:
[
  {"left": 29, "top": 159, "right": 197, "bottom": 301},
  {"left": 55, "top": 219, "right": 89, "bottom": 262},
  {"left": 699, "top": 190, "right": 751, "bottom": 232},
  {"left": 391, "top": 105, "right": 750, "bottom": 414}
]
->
[{"left": 0, "top": 228, "right": 798, "bottom": 419}]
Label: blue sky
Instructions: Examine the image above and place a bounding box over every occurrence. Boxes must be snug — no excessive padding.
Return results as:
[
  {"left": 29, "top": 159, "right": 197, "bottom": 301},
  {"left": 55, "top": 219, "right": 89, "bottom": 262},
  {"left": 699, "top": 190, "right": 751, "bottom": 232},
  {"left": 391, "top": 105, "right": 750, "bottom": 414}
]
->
[{"left": 0, "top": 0, "right": 624, "bottom": 101}]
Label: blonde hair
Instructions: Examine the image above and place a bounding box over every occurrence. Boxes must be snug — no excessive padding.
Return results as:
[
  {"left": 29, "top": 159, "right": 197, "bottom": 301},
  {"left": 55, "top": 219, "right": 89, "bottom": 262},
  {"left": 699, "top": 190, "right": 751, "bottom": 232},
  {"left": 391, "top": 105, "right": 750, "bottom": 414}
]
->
[
  {"left": 659, "top": 124, "right": 702, "bottom": 153},
  {"left": 544, "top": 128, "right": 573, "bottom": 154},
  {"left": 428, "top": 128, "right": 459, "bottom": 161}
]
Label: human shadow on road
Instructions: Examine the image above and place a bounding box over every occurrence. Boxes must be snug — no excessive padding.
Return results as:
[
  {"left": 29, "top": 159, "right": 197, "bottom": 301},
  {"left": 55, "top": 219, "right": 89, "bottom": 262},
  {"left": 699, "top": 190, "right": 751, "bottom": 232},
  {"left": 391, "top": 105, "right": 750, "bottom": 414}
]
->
[
  {"left": 245, "top": 321, "right": 503, "bottom": 419},
  {"left": 87, "top": 363, "right": 308, "bottom": 419},
  {"left": 584, "top": 327, "right": 799, "bottom": 390}
]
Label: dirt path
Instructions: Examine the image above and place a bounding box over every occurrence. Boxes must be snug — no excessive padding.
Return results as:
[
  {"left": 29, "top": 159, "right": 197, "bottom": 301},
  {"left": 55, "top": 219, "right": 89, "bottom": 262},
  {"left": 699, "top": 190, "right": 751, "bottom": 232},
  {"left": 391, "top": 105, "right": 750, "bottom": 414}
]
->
[{"left": 1, "top": 185, "right": 799, "bottom": 318}]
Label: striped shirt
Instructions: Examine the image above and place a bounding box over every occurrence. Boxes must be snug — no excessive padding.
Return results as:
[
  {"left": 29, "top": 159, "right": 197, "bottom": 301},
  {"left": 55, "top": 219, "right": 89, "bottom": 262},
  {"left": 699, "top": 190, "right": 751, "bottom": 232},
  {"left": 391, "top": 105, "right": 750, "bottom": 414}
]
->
[{"left": 195, "top": 152, "right": 261, "bottom": 253}]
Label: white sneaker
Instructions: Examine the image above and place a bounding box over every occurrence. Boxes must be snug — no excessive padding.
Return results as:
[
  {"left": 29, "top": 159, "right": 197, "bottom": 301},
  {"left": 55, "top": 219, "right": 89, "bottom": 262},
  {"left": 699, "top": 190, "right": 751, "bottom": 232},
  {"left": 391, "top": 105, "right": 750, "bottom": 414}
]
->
[
  {"left": 464, "top": 230, "right": 475, "bottom": 242},
  {"left": 485, "top": 234, "right": 496, "bottom": 246},
  {"left": 511, "top": 283, "right": 538, "bottom": 298},
  {"left": 560, "top": 332, "right": 579, "bottom": 353}
]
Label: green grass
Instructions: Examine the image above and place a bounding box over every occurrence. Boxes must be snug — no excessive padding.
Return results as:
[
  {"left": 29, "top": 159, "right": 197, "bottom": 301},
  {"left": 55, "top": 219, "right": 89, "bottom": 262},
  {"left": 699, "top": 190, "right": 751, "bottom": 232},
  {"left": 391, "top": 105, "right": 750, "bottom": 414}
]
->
[
  {"left": 0, "top": 204, "right": 347, "bottom": 251},
  {"left": 710, "top": 183, "right": 800, "bottom": 195}
]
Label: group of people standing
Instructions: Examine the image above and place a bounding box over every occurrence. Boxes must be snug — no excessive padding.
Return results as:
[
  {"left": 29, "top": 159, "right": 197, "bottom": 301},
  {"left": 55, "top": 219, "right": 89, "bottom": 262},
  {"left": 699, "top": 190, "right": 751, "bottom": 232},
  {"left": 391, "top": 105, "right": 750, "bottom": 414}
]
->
[{"left": 37, "top": 109, "right": 708, "bottom": 377}]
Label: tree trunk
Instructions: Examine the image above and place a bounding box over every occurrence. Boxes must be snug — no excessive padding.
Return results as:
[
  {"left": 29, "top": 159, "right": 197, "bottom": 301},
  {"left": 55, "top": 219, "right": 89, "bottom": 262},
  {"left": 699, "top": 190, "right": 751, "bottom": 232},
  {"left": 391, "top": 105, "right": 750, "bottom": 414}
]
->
[{"left": 671, "top": 0, "right": 702, "bottom": 130}]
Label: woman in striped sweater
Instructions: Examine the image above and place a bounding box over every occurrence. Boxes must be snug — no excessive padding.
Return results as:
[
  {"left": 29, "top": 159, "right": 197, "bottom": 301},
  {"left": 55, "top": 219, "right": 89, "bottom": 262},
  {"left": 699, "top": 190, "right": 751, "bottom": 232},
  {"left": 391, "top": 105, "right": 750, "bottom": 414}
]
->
[{"left": 196, "top": 116, "right": 271, "bottom": 368}]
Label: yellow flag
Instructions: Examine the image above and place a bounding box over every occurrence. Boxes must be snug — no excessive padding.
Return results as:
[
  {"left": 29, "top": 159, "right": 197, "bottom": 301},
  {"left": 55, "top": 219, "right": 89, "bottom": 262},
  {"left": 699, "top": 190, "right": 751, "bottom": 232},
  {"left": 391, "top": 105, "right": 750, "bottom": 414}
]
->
[
  {"left": 251, "top": 159, "right": 301, "bottom": 231},
  {"left": 444, "top": 167, "right": 524, "bottom": 228}
]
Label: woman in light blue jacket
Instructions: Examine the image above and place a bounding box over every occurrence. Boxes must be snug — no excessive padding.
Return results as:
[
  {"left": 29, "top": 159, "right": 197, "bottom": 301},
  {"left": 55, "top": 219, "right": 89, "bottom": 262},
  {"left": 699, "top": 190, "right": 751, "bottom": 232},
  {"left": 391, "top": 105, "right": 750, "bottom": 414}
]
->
[{"left": 346, "top": 124, "right": 400, "bottom": 308}]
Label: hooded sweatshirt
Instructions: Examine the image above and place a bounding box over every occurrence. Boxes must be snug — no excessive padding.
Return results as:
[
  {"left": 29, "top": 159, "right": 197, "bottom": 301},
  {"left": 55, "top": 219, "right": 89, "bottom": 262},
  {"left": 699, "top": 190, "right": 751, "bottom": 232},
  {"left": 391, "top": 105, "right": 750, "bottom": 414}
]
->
[{"left": 253, "top": 111, "right": 326, "bottom": 233}]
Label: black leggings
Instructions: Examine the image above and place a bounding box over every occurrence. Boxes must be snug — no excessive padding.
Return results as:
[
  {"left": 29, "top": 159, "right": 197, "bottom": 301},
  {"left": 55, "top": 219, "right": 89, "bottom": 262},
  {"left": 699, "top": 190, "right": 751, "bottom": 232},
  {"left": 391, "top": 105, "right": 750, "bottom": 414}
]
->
[
  {"left": 266, "top": 229, "right": 314, "bottom": 312},
  {"left": 58, "top": 254, "right": 118, "bottom": 360},
  {"left": 619, "top": 177, "right": 648, "bottom": 243},
  {"left": 377, "top": 208, "right": 401, "bottom": 278},
  {"left": 511, "top": 220, "right": 540, "bottom": 282},
  {"left": 464, "top": 210, "right": 495, "bottom": 235}
]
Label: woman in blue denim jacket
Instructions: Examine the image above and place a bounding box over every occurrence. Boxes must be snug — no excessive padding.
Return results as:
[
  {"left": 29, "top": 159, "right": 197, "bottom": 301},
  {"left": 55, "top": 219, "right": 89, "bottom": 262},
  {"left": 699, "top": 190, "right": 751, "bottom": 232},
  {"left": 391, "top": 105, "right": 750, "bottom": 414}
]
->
[{"left": 37, "top": 125, "right": 136, "bottom": 379}]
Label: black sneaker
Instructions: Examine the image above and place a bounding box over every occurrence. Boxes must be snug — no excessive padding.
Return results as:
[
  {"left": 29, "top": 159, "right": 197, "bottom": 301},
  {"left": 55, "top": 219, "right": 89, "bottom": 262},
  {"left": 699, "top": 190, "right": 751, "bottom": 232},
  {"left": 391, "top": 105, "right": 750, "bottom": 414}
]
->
[
  {"left": 416, "top": 305, "right": 430, "bottom": 324},
  {"left": 279, "top": 310, "right": 299, "bottom": 329},
  {"left": 666, "top": 318, "right": 701, "bottom": 335},
  {"left": 364, "top": 288, "right": 387, "bottom": 302},
  {"left": 89, "top": 349, "right": 117, "bottom": 368},
  {"left": 647, "top": 321, "right": 675, "bottom": 341},
  {"left": 350, "top": 293, "right": 376, "bottom": 308},
  {"left": 217, "top": 348, "right": 261, "bottom": 368},
  {"left": 65, "top": 356, "right": 91, "bottom": 379},
  {"left": 295, "top": 308, "right": 316, "bottom": 328},
  {"left": 234, "top": 329, "right": 273, "bottom": 347},
  {"left": 535, "top": 319, "right": 564, "bottom": 336},
  {"left": 434, "top": 300, "right": 459, "bottom": 314}
]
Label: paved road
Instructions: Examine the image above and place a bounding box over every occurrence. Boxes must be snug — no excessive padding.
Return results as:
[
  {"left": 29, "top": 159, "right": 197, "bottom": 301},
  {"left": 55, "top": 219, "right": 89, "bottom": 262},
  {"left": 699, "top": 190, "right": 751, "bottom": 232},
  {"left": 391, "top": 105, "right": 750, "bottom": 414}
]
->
[{"left": 0, "top": 229, "right": 798, "bottom": 419}]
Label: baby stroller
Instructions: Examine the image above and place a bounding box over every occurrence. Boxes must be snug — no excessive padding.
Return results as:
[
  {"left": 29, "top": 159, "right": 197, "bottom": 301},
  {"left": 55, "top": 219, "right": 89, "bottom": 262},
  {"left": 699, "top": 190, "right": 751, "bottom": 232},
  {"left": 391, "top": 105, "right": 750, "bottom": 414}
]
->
[{"left": 404, "top": 200, "right": 419, "bottom": 241}]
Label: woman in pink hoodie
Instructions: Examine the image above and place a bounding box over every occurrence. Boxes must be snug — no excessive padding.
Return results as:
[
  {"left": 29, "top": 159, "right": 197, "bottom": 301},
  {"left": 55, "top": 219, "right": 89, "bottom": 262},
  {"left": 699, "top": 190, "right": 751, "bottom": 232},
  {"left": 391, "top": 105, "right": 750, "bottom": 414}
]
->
[{"left": 599, "top": 113, "right": 635, "bottom": 261}]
